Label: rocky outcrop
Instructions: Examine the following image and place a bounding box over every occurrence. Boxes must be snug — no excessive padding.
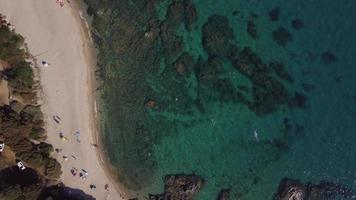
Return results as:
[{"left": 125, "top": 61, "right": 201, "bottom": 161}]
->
[
  {"left": 149, "top": 174, "right": 204, "bottom": 200},
  {"left": 273, "top": 178, "right": 353, "bottom": 200}
]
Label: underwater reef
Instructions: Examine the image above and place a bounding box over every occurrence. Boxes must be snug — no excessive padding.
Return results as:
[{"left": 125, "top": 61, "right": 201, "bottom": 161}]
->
[{"left": 83, "top": 0, "right": 307, "bottom": 193}]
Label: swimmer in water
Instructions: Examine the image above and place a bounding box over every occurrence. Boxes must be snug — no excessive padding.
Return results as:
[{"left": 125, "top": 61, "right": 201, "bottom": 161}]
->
[{"left": 254, "top": 130, "right": 259, "bottom": 142}]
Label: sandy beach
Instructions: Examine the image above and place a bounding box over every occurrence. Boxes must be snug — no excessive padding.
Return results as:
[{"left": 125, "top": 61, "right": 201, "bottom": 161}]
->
[{"left": 0, "top": 1, "right": 127, "bottom": 199}]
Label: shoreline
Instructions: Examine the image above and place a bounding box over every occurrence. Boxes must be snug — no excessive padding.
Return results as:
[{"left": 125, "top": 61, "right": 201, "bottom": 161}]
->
[
  {"left": 67, "top": 1, "right": 133, "bottom": 198},
  {"left": 0, "top": 1, "right": 130, "bottom": 199},
  {"left": 70, "top": 1, "right": 135, "bottom": 198}
]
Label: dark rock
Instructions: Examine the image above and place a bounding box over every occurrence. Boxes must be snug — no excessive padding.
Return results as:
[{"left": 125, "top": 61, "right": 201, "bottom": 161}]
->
[
  {"left": 272, "top": 27, "right": 293, "bottom": 46},
  {"left": 321, "top": 51, "right": 337, "bottom": 63},
  {"left": 202, "top": 15, "right": 234, "bottom": 56},
  {"left": 217, "top": 189, "right": 230, "bottom": 200},
  {"left": 150, "top": 174, "right": 204, "bottom": 200},
  {"left": 288, "top": 92, "right": 307, "bottom": 109},
  {"left": 247, "top": 20, "right": 258, "bottom": 39},
  {"left": 273, "top": 178, "right": 354, "bottom": 200},
  {"left": 227, "top": 47, "right": 291, "bottom": 115},
  {"left": 291, "top": 19, "right": 304, "bottom": 30},
  {"left": 232, "top": 10, "right": 239, "bottom": 16},
  {"left": 173, "top": 53, "right": 195, "bottom": 75},
  {"left": 269, "top": 61, "right": 294, "bottom": 83},
  {"left": 183, "top": 0, "right": 197, "bottom": 31},
  {"left": 274, "top": 178, "right": 307, "bottom": 200},
  {"left": 269, "top": 8, "right": 280, "bottom": 21}
]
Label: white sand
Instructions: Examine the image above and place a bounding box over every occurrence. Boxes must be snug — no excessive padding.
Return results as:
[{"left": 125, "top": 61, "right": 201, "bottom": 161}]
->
[{"left": 0, "top": 1, "right": 127, "bottom": 199}]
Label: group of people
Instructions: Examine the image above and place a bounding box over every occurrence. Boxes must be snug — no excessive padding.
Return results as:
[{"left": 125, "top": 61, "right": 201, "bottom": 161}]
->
[{"left": 53, "top": 115, "right": 109, "bottom": 193}]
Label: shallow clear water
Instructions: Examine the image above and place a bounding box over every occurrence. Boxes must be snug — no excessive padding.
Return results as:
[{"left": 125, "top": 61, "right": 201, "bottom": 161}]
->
[{"left": 88, "top": 0, "right": 356, "bottom": 199}]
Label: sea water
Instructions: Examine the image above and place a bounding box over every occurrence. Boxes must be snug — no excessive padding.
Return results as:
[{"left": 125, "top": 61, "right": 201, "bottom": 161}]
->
[{"left": 88, "top": 0, "right": 356, "bottom": 199}]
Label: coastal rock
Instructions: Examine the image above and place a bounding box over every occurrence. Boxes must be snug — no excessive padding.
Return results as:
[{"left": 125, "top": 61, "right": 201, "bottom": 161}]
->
[
  {"left": 273, "top": 178, "right": 353, "bottom": 200},
  {"left": 274, "top": 179, "right": 306, "bottom": 200},
  {"left": 202, "top": 15, "right": 234, "bottom": 56},
  {"left": 150, "top": 174, "right": 204, "bottom": 200},
  {"left": 272, "top": 27, "right": 293, "bottom": 46}
]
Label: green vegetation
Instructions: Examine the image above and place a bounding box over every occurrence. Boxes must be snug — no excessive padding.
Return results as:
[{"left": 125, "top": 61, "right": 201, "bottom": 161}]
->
[
  {"left": 4, "top": 61, "right": 34, "bottom": 90},
  {"left": 0, "top": 15, "right": 33, "bottom": 91},
  {"left": 0, "top": 14, "right": 63, "bottom": 200}
]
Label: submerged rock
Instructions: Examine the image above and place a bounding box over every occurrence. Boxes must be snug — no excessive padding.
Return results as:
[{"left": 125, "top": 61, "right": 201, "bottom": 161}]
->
[
  {"left": 247, "top": 20, "right": 258, "bottom": 39},
  {"left": 272, "top": 27, "right": 293, "bottom": 46},
  {"left": 269, "top": 8, "right": 280, "bottom": 21},
  {"left": 321, "top": 51, "right": 337, "bottom": 63},
  {"left": 202, "top": 15, "right": 234, "bottom": 56},
  {"left": 149, "top": 174, "right": 204, "bottom": 200},
  {"left": 291, "top": 19, "right": 304, "bottom": 30},
  {"left": 269, "top": 61, "right": 294, "bottom": 83}
]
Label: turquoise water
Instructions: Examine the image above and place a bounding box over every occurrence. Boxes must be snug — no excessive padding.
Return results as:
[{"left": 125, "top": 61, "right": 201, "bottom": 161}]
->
[{"left": 85, "top": 0, "right": 356, "bottom": 199}]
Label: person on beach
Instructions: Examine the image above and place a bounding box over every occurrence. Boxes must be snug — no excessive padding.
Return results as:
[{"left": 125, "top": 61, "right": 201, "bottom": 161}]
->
[
  {"left": 89, "top": 184, "right": 96, "bottom": 191},
  {"left": 62, "top": 155, "right": 68, "bottom": 161},
  {"left": 41, "top": 60, "right": 50, "bottom": 67},
  {"left": 74, "top": 131, "right": 81, "bottom": 143},
  {"left": 70, "top": 167, "right": 77, "bottom": 176}
]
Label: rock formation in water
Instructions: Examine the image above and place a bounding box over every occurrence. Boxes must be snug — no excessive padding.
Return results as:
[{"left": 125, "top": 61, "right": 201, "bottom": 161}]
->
[
  {"left": 273, "top": 178, "right": 354, "bottom": 200},
  {"left": 291, "top": 19, "right": 304, "bottom": 30},
  {"left": 247, "top": 20, "right": 258, "bottom": 39},
  {"left": 149, "top": 174, "right": 204, "bottom": 200},
  {"left": 321, "top": 51, "right": 337, "bottom": 63},
  {"left": 269, "top": 8, "right": 280, "bottom": 21},
  {"left": 83, "top": 0, "right": 308, "bottom": 192},
  {"left": 272, "top": 27, "right": 293, "bottom": 46}
]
